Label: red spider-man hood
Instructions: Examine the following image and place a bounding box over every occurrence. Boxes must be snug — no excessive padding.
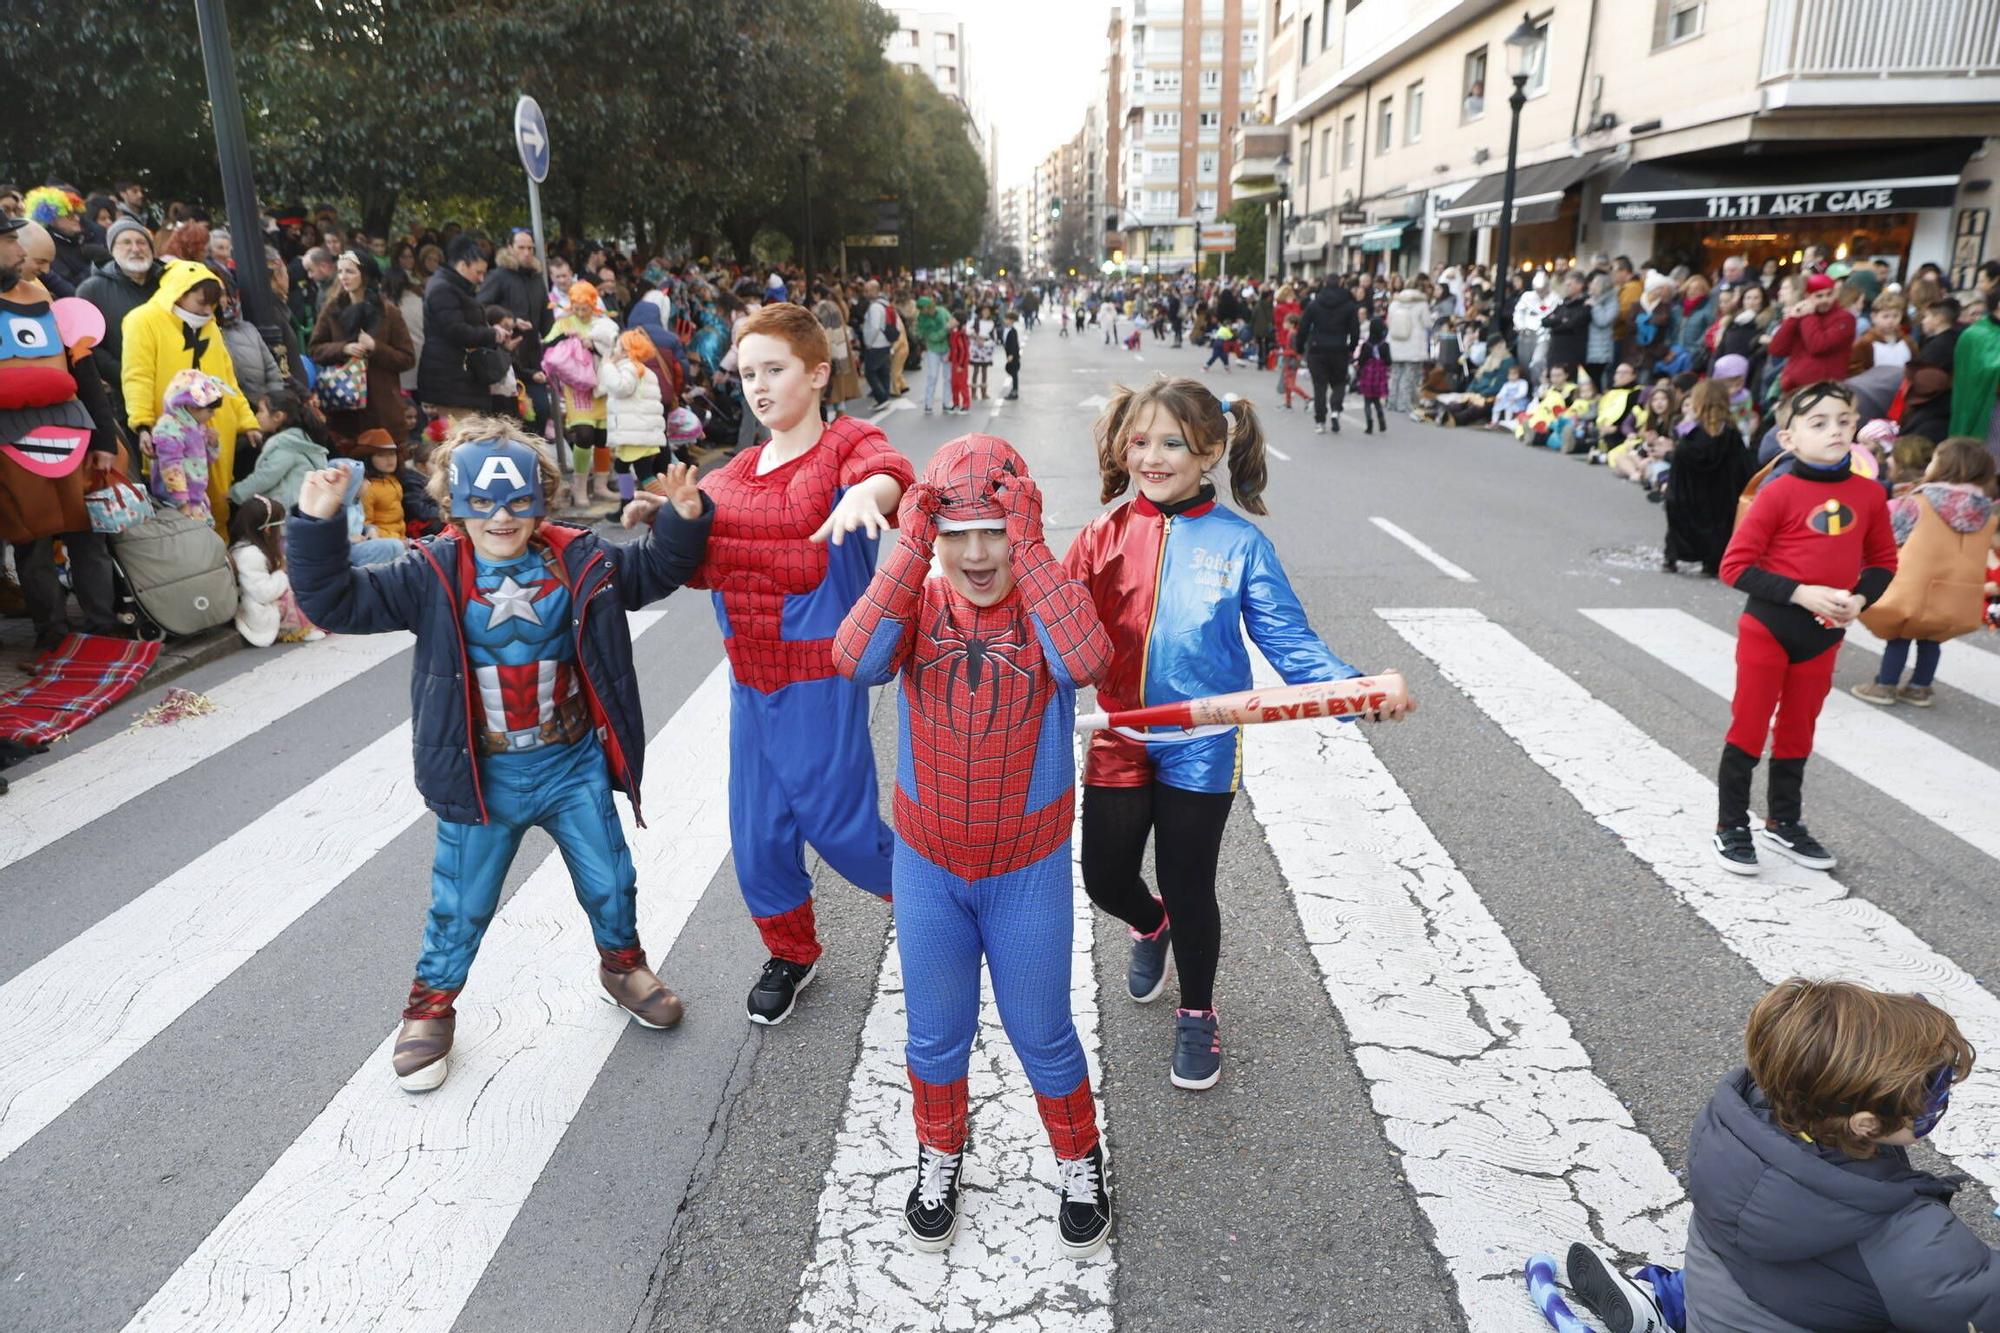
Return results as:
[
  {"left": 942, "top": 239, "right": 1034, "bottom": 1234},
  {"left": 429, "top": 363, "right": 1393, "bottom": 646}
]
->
[{"left": 923, "top": 434, "right": 1026, "bottom": 528}]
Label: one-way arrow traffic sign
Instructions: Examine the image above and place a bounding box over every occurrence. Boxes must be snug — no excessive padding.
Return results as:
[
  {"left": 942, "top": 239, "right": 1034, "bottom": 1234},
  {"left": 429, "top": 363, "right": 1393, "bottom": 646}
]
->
[{"left": 514, "top": 96, "right": 551, "bottom": 183}]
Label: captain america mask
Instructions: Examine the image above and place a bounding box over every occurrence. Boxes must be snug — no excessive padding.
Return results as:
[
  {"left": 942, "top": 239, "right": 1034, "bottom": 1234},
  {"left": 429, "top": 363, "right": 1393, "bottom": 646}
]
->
[{"left": 449, "top": 439, "right": 547, "bottom": 520}]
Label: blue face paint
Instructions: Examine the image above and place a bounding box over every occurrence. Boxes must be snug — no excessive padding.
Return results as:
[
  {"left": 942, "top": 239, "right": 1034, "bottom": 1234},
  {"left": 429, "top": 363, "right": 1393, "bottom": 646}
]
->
[
  {"left": 448, "top": 439, "right": 546, "bottom": 519},
  {"left": 0, "top": 304, "right": 61, "bottom": 363}
]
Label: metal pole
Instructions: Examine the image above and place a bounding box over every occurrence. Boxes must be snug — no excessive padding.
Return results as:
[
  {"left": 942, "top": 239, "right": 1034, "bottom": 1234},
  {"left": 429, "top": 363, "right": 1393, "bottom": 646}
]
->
[
  {"left": 1495, "top": 73, "right": 1528, "bottom": 347},
  {"left": 192, "top": 0, "right": 279, "bottom": 347},
  {"left": 526, "top": 174, "right": 568, "bottom": 472}
]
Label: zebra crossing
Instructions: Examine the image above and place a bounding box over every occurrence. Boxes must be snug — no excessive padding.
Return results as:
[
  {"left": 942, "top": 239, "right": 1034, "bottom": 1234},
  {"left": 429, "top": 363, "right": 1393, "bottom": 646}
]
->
[{"left": 5, "top": 592, "right": 1999, "bottom": 1332}]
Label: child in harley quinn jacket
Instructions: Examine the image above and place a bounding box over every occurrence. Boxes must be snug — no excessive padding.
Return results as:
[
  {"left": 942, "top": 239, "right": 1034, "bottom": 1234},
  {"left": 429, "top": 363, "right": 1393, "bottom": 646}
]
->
[
  {"left": 1711, "top": 381, "right": 1895, "bottom": 877},
  {"left": 1063, "top": 377, "right": 1411, "bottom": 1094}
]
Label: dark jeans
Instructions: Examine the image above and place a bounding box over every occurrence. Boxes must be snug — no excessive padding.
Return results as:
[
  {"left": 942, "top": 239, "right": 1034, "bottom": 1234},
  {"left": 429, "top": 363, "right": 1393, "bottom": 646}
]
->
[
  {"left": 1876, "top": 637, "right": 1941, "bottom": 688},
  {"left": 1306, "top": 349, "right": 1349, "bottom": 423},
  {"left": 862, "top": 345, "right": 892, "bottom": 404},
  {"left": 19, "top": 531, "right": 117, "bottom": 638}
]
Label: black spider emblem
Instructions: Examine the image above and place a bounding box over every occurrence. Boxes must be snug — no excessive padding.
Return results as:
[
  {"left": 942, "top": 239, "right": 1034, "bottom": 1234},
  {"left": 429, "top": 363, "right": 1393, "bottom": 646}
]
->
[{"left": 916, "top": 601, "right": 1037, "bottom": 738}]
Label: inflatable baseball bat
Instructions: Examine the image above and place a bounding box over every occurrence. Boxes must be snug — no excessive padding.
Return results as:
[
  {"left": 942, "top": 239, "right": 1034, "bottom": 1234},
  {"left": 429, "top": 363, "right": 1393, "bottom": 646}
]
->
[
  {"left": 1525, "top": 1254, "right": 1597, "bottom": 1333},
  {"left": 1074, "top": 671, "right": 1412, "bottom": 734}
]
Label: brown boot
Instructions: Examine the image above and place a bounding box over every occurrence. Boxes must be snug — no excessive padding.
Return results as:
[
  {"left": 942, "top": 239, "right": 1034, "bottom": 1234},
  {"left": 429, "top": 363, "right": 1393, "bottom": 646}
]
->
[
  {"left": 392, "top": 1014, "right": 455, "bottom": 1092},
  {"left": 599, "top": 960, "right": 684, "bottom": 1029}
]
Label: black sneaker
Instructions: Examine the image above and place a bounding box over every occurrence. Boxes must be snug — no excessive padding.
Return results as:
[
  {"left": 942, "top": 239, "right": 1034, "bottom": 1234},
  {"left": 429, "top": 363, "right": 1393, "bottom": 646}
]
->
[
  {"left": 1757, "top": 821, "right": 1837, "bottom": 871},
  {"left": 746, "top": 957, "right": 816, "bottom": 1025},
  {"left": 903, "top": 1141, "right": 965, "bottom": 1252},
  {"left": 1127, "top": 914, "right": 1172, "bottom": 1004},
  {"left": 1565, "top": 1243, "right": 1668, "bottom": 1333},
  {"left": 1055, "top": 1144, "right": 1111, "bottom": 1256},
  {"left": 1711, "top": 825, "right": 1758, "bottom": 876}
]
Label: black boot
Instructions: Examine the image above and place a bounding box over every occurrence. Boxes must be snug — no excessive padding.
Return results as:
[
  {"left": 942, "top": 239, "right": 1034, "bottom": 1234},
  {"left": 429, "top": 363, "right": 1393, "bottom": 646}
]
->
[
  {"left": 1759, "top": 757, "right": 1836, "bottom": 869},
  {"left": 1716, "top": 743, "right": 1758, "bottom": 830}
]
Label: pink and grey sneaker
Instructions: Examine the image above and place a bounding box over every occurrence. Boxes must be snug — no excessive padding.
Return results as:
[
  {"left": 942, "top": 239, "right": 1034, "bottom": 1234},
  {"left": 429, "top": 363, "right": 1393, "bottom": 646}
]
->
[{"left": 1171, "top": 1008, "right": 1221, "bottom": 1090}]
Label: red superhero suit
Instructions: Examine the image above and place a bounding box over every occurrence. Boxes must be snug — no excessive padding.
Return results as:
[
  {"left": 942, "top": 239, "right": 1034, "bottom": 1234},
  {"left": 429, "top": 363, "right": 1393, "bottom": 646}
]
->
[
  {"left": 834, "top": 435, "right": 1112, "bottom": 1170},
  {"left": 690, "top": 415, "right": 915, "bottom": 968}
]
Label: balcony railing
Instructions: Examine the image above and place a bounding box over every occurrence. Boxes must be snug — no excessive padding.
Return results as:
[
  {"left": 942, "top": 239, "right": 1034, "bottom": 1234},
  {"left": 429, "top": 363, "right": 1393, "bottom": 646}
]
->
[{"left": 1761, "top": 0, "right": 2000, "bottom": 80}]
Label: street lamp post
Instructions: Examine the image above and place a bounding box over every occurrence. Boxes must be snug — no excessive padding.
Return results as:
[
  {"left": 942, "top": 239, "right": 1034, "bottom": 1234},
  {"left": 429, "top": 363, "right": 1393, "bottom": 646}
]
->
[
  {"left": 1494, "top": 12, "right": 1540, "bottom": 347},
  {"left": 191, "top": 0, "right": 279, "bottom": 348},
  {"left": 1272, "top": 150, "right": 1292, "bottom": 282}
]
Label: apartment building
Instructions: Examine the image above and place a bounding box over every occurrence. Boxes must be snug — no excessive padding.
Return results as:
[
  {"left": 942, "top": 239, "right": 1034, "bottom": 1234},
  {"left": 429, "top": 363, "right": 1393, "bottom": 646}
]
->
[
  {"left": 885, "top": 8, "right": 1000, "bottom": 253},
  {"left": 1108, "top": 0, "right": 1265, "bottom": 274},
  {"left": 1239, "top": 0, "right": 2000, "bottom": 284}
]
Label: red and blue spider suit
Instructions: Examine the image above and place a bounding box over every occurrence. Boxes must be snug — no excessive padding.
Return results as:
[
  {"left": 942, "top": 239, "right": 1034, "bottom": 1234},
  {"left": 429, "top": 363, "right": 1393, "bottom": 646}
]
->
[
  {"left": 689, "top": 416, "right": 915, "bottom": 970},
  {"left": 833, "top": 436, "right": 1112, "bottom": 1164}
]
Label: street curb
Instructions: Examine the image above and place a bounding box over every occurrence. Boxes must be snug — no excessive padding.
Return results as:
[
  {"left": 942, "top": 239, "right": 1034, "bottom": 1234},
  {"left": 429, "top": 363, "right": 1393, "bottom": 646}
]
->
[{"left": 142, "top": 625, "right": 242, "bottom": 692}]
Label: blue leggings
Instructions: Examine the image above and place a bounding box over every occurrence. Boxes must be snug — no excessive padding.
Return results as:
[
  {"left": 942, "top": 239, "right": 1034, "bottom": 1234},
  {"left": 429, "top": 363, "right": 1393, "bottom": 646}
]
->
[
  {"left": 893, "top": 838, "right": 1087, "bottom": 1098},
  {"left": 418, "top": 739, "right": 637, "bottom": 990},
  {"left": 1875, "top": 637, "right": 1940, "bottom": 688}
]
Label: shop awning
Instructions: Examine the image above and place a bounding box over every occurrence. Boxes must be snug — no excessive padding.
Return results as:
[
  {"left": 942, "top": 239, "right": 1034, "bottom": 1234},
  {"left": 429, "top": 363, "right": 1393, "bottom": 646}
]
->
[
  {"left": 1356, "top": 222, "right": 1412, "bottom": 252},
  {"left": 1435, "top": 149, "right": 1616, "bottom": 231},
  {"left": 1598, "top": 140, "right": 1976, "bottom": 223}
]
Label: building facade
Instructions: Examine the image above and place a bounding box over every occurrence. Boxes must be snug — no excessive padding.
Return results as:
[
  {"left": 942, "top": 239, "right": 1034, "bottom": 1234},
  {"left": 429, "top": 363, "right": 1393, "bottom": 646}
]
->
[
  {"left": 1242, "top": 0, "right": 2000, "bottom": 285},
  {"left": 886, "top": 8, "right": 1000, "bottom": 262}
]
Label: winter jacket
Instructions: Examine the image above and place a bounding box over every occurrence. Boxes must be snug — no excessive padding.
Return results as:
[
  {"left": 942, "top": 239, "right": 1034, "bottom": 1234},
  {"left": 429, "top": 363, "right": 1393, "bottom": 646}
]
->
[
  {"left": 362, "top": 472, "right": 406, "bottom": 540},
  {"left": 603, "top": 354, "right": 666, "bottom": 457},
  {"left": 76, "top": 258, "right": 163, "bottom": 415},
  {"left": 543, "top": 313, "right": 617, "bottom": 425},
  {"left": 627, "top": 296, "right": 690, "bottom": 385},
  {"left": 1769, "top": 308, "right": 1856, "bottom": 391},
  {"left": 229, "top": 542, "right": 291, "bottom": 648},
  {"left": 415, "top": 266, "right": 504, "bottom": 410},
  {"left": 1542, "top": 296, "right": 1590, "bottom": 371},
  {"left": 49, "top": 226, "right": 100, "bottom": 291},
  {"left": 1586, "top": 289, "right": 1618, "bottom": 366},
  {"left": 121, "top": 260, "right": 261, "bottom": 522},
  {"left": 475, "top": 246, "right": 554, "bottom": 381},
  {"left": 220, "top": 318, "right": 286, "bottom": 408},
  {"left": 1385, "top": 290, "right": 1430, "bottom": 364},
  {"left": 1297, "top": 284, "right": 1360, "bottom": 358},
  {"left": 396, "top": 291, "right": 425, "bottom": 393},
  {"left": 1949, "top": 314, "right": 2000, "bottom": 439},
  {"left": 286, "top": 499, "right": 713, "bottom": 825},
  {"left": 227, "top": 426, "right": 328, "bottom": 511},
  {"left": 1685, "top": 1067, "right": 2000, "bottom": 1332},
  {"left": 309, "top": 295, "right": 417, "bottom": 444}
]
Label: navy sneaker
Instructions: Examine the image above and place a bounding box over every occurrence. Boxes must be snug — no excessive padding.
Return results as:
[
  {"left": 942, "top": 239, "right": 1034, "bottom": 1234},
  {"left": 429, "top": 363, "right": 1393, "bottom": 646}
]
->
[
  {"left": 1710, "top": 826, "right": 1758, "bottom": 876},
  {"left": 903, "top": 1141, "right": 965, "bottom": 1252},
  {"left": 1757, "top": 821, "right": 1837, "bottom": 871},
  {"left": 1055, "top": 1144, "right": 1111, "bottom": 1256},
  {"left": 1127, "top": 907, "right": 1172, "bottom": 1004},
  {"left": 1565, "top": 1243, "right": 1669, "bottom": 1333},
  {"left": 1171, "top": 1008, "right": 1221, "bottom": 1090}
]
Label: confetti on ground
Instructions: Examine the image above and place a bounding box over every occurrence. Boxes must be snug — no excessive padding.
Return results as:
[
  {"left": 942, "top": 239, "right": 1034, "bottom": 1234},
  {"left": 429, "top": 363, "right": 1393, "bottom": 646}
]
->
[{"left": 128, "top": 688, "right": 218, "bottom": 731}]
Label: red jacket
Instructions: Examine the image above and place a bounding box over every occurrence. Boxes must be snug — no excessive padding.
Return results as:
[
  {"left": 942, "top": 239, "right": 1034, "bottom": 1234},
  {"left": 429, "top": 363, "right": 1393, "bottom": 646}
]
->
[{"left": 1769, "top": 309, "right": 1854, "bottom": 391}]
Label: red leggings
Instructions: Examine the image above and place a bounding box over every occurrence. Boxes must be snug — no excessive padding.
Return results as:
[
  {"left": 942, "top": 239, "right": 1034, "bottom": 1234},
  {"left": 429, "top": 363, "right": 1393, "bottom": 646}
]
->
[{"left": 1725, "top": 615, "right": 1839, "bottom": 760}]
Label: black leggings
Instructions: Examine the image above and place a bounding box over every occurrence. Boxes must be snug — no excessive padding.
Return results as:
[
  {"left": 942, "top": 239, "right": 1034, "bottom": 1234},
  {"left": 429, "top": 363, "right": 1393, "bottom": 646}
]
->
[{"left": 1080, "top": 783, "right": 1235, "bottom": 1011}]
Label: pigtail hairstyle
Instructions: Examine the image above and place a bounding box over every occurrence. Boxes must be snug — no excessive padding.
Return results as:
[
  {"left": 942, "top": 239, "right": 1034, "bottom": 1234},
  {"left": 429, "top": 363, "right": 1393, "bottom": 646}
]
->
[
  {"left": 1222, "top": 395, "right": 1268, "bottom": 516},
  {"left": 1092, "top": 383, "right": 1141, "bottom": 503}
]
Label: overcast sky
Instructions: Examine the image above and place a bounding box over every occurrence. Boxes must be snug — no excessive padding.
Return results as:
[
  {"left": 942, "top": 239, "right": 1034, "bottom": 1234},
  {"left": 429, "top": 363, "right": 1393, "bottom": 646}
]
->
[{"left": 907, "top": 0, "right": 1112, "bottom": 190}]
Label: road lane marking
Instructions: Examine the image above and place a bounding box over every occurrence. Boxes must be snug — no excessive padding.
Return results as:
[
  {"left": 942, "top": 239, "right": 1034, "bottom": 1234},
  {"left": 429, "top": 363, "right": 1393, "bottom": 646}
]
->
[
  {"left": 125, "top": 651, "right": 727, "bottom": 1333},
  {"left": 792, "top": 749, "right": 1112, "bottom": 1332},
  {"left": 0, "top": 616, "right": 657, "bottom": 1166},
  {"left": 1369, "top": 517, "right": 1478, "bottom": 582},
  {"left": 1240, "top": 637, "right": 1686, "bottom": 1330},
  {"left": 1382, "top": 606, "right": 2000, "bottom": 1201},
  {"left": 1584, "top": 608, "right": 2000, "bottom": 864},
  {"left": 0, "top": 632, "right": 413, "bottom": 871}
]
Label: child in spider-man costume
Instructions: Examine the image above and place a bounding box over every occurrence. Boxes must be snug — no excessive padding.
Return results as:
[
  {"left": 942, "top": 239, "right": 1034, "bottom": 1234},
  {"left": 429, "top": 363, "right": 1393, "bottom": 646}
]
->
[
  {"left": 685, "top": 302, "right": 913, "bottom": 1025},
  {"left": 834, "top": 434, "right": 1117, "bottom": 1258}
]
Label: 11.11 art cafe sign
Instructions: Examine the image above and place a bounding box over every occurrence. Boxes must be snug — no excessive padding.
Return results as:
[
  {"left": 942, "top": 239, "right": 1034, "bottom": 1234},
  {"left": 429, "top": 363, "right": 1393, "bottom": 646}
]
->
[{"left": 1603, "top": 176, "right": 1959, "bottom": 224}]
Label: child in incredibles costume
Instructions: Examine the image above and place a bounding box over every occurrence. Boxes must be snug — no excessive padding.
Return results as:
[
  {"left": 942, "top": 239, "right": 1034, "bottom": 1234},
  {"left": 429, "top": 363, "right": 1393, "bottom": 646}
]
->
[
  {"left": 1711, "top": 380, "right": 1896, "bottom": 877},
  {"left": 834, "top": 435, "right": 1116, "bottom": 1257},
  {"left": 288, "top": 418, "right": 712, "bottom": 1092}
]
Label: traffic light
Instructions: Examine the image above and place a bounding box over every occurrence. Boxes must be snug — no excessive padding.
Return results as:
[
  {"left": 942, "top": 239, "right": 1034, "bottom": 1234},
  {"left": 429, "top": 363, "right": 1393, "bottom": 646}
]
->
[{"left": 1050, "top": 196, "right": 1063, "bottom": 219}]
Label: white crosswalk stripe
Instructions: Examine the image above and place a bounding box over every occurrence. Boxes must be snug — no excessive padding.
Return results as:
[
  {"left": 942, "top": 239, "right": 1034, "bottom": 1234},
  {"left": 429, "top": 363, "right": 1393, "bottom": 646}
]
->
[
  {"left": 1584, "top": 608, "right": 2000, "bottom": 863},
  {"left": 0, "top": 631, "right": 413, "bottom": 871},
  {"left": 793, "top": 757, "right": 1113, "bottom": 1331},
  {"left": 125, "top": 654, "right": 727, "bottom": 1333},
  {"left": 1241, "top": 640, "right": 1685, "bottom": 1331},
  {"left": 0, "top": 618, "right": 653, "bottom": 1166},
  {"left": 1381, "top": 605, "right": 2000, "bottom": 1203}
]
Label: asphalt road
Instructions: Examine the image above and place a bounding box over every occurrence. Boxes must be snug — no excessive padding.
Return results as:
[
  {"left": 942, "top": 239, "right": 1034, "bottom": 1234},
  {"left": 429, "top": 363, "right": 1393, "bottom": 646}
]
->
[{"left": 5, "top": 318, "right": 1999, "bottom": 1333}]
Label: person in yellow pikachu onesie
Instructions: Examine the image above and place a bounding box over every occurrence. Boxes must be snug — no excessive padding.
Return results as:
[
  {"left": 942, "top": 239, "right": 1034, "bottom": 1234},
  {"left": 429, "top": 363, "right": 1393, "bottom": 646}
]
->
[{"left": 121, "top": 259, "right": 261, "bottom": 529}]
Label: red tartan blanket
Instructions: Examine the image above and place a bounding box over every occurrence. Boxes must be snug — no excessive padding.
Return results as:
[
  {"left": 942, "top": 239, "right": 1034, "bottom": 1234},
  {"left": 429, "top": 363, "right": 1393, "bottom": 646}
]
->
[{"left": 0, "top": 633, "right": 161, "bottom": 745}]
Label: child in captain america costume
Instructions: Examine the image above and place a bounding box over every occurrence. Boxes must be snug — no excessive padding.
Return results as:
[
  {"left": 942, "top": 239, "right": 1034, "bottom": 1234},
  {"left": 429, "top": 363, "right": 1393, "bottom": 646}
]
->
[
  {"left": 288, "top": 416, "right": 713, "bottom": 1092},
  {"left": 834, "top": 435, "right": 1116, "bottom": 1257},
  {"left": 677, "top": 302, "right": 913, "bottom": 1026}
]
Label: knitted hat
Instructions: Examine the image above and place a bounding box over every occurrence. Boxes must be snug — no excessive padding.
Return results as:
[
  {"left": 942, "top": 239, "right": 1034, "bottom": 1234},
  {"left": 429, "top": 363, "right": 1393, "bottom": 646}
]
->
[
  {"left": 1711, "top": 353, "right": 1750, "bottom": 380},
  {"left": 665, "top": 407, "right": 703, "bottom": 445},
  {"left": 105, "top": 218, "right": 151, "bottom": 251},
  {"left": 1804, "top": 273, "right": 1836, "bottom": 294}
]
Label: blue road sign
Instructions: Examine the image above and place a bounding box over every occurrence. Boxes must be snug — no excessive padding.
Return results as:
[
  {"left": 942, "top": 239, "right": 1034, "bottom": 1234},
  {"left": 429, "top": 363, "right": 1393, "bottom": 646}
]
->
[{"left": 515, "top": 96, "right": 550, "bottom": 184}]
